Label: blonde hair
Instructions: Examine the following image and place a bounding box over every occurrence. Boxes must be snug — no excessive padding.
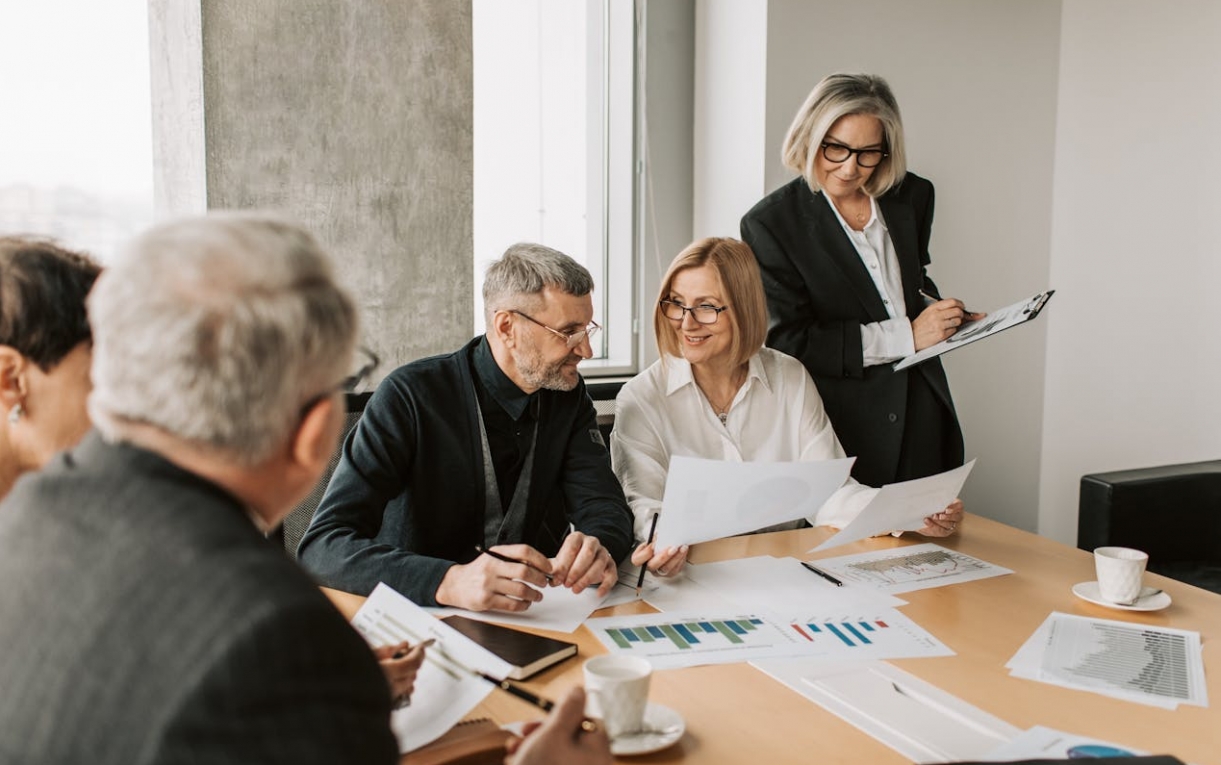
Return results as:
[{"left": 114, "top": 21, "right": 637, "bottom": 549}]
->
[
  {"left": 781, "top": 73, "right": 907, "bottom": 197},
  {"left": 654, "top": 238, "right": 768, "bottom": 368}
]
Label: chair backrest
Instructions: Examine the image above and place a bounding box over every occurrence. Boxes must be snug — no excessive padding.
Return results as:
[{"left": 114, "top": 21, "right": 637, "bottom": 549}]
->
[
  {"left": 585, "top": 379, "right": 625, "bottom": 442},
  {"left": 280, "top": 391, "right": 372, "bottom": 559}
]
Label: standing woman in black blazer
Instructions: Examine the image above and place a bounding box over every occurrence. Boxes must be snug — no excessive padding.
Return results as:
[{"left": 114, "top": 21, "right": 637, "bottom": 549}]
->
[{"left": 741, "top": 73, "right": 982, "bottom": 504}]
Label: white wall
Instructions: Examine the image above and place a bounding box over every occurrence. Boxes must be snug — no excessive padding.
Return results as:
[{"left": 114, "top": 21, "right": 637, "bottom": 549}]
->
[{"left": 1039, "top": 0, "right": 1221, "bottom": 543}]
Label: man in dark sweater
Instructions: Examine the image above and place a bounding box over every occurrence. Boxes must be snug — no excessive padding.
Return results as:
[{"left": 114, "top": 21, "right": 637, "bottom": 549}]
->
[{"left": 299, "top": 243, "right": 633, "bottom": 612}]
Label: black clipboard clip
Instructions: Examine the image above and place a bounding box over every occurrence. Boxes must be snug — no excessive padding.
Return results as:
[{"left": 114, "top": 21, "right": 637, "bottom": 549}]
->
[{"left": 1022, "top": 289, "right": 1055, "bottom": 317}]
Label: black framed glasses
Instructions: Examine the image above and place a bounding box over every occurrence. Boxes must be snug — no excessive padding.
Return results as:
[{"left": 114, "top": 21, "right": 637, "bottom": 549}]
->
[
  {"left": 820, "top": 141, "right": 888, "bottom": 168},
  {"left": 300, "top": 345, "right": 380, "bottom": 417},
  {"left": 511, "top": 310, "right": 601, "bottom": 350},
  {"left": 659, "top": 299, "right": 729, "bottom": 325}
]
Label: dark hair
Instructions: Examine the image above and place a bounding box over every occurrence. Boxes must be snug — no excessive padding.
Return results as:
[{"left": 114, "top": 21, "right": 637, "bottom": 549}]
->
[{"left": 0, "top": 236, "right": 102, "bottom": 371}]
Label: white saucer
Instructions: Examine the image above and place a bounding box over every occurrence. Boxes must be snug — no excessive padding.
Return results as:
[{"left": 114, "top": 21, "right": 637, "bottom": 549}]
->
[
  {"left": 1072, "top": 581, "right": 1172, "bottom": 611},
  {"left": 610, "top": 703, "right": 685, "bottom": 756}
]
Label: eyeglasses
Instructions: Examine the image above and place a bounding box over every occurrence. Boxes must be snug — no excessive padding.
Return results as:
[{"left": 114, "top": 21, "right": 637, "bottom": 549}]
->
[
  {"left": 511, "top": 310, "right": 601, "bottom": 350},
  {"left": 300, "top": 345, "right": 380, "bottom": 416},
  {"left": 820, "top": 141, "right": 888, "bottom": 168},
  {"left": 659, "top": 299, "right": 729, "bottom": 325}
]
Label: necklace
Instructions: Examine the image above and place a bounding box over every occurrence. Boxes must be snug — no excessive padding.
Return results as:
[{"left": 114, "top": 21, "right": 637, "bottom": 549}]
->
[{"left": 699, "top": 367, "right": 746, "bottom": 426}]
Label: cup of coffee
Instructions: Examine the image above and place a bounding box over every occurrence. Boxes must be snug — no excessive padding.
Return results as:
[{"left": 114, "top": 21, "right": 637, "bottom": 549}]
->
[
  {"left": 1094, "top": 546, "right": 1148, "bottom": 604},
  {"left": 583, "top": 655, "right": 652, "bottom": 738}
]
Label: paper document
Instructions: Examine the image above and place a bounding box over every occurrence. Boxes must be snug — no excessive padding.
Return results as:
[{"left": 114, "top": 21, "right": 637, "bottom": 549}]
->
[
  {"left": 656, "top": 455, "right": 854, "bottom": 547},
  {"left": 750, "top": 659, "right": 1020, "bottom": 763},
  {"left": 432, "top": 583, "right": 608, "bottom": 634},
  {"left": 351, "top": 583, "right": 514, "bottom": 753},
  {"left": 588, "top": 606, "right": 950, "bottom": 670},
  {"left": 810, "top": 543, "right": 1011, "bottom": 594},
  {"left": 1006, "top": 612, "right": 1208, "bottom": 709},
  {"left": 812, "top": 461, "right": 975, "bottom": 552},
  {"left": 980, "top": 726, "right": 1147, "bottom": 760},
  {"left": 895, "top": 290, "right": 1054, "bottom": 370}
]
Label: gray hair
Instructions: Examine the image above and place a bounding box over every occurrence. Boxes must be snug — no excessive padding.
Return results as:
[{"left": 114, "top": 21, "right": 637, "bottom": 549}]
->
[
  {"left": 482, "top": 242, "right": 594, "bottom": 325},
  {"left": 782, "top": 73, "right": 908, "bottom": 197},
  {"left": 87, "top": 212, "right": 358, "bottom": 466}
]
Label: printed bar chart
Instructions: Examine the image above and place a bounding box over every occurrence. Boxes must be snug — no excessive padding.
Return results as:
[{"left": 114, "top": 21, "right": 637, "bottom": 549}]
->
[
  {"left": 605, "top": 619, "right": 765, "bottom": 650},
  {"left": 790, "top": 620, "right": 890, "bottom": 647}
]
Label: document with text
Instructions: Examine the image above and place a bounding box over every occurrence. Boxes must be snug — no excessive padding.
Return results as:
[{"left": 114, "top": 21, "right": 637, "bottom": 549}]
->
[{"left": 895, "top": 290, "right": 1054, "bottom": 371}]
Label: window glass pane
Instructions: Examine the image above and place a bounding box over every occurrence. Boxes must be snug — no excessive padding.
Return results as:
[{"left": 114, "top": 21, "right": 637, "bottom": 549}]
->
[{"left": 0, "top": 1, "right": 153, "bottom": 262}]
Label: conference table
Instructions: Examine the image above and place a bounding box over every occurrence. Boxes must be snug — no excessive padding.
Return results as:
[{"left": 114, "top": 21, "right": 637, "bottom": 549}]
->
[{"left": 325, "top": 514, "right": 1221, "bottom": 764}]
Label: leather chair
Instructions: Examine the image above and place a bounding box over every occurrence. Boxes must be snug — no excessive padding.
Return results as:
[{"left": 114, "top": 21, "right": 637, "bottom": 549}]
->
[
  {"left": 278, "top": 391, "right": 372, "bottom": 559},
  {"left": 1078, "top": 460, "right": 1221, "bottom": 594}
]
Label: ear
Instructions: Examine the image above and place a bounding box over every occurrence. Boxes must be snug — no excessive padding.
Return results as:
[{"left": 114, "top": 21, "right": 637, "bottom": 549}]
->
[
  {"left": 490, "top": 309, "right": 518, "bottom": 349},
  {"left": 288, "top": 394, "right": 341, "bottom": 478},
  {"left": 0, "top": 346, "right": 28, "bottom": 411}
]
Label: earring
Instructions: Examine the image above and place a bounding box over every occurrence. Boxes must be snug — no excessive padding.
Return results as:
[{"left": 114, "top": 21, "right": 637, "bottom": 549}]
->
[{"left": 7, "top": 404, "right": 22, "bottom": 425}]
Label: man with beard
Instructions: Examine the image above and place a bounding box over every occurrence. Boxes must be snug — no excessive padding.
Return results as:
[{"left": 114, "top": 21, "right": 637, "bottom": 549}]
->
[{"left": 299, "top": 243, "right": 633, "bottom": 612}]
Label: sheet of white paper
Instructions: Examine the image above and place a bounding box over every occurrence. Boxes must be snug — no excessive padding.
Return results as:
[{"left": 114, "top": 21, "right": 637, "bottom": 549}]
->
[
  {"left": 895, "top": 291, "right": 1053, "bottom": 371},
  {"left": 431, "top": 582, "right": 607, "bottom": 633},
  {"left": 351, "top": 583, "right": 513, "bottom": 753},
  {"left": 642, "top": 555, "right": 906, "bottom": 615},
  {"left": 750, "top": 659, "right": 1020, "bottom": 763},
  {"left": 809, "top": 543, "right": 1012, "bottom": 594},
  {"left": 1006, "top": 612, "right": 1208, "bottom": 710},
  {"left": 979, "top": 726, "right": 1148, "bottom": 760},
  {"left": 587, "top": 605, "right": 950, "bottom": 670},
  {"left": 812, "top": 461, "right": 975, "bottom": 552},
  {"left": 656, "top": 455, "right": 854, "bottom": 547}
]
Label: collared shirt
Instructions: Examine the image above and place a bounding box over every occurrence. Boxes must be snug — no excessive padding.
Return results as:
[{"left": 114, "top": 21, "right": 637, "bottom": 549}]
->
[
  {"left": 471, "top": 338, "right": 539, "bottom": 509},
  {"left": 824, "top": 194, "right": 917, "bottom": 365},
  {"left": 610, "top": 347, "right": 877, "bottom": 541}
]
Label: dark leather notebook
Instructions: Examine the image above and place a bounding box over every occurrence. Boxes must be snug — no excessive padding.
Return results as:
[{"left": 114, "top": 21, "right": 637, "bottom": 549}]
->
[{"left": 441, "top": 615, "right": 577, "bottom": 680}]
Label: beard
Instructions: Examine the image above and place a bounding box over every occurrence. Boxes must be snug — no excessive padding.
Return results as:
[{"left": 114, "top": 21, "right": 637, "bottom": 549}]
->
[{"left": 516, "top": 342, "right": 581, "bottom": 392}]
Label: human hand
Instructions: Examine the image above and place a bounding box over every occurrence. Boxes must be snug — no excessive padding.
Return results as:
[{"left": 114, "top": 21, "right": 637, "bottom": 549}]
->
[
  {"left": 435, "top": 544, "right": 553, "bottom": 612},
  {"left": 630, "top": 541, "right": 689, "bottom": 578},
  {"left": 505, "top": 686, "right": 611, "bottom": 765},
  {"left": 918, "top": 498, "right": 963, "bottom": 537},
  {"left": 551, "top": 532, "right": 617, "bottom": 596},
  {"left": 912, "top": 299, "right": 986, "bottom": 351},
  {"left": 373, "top": 639, "right": 432, "bottom": 708}
]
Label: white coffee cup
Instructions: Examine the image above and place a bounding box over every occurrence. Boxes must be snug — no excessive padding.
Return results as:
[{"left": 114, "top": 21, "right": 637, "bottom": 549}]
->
[
  {"left": 1094, "top": 546, "right": 1148, "bottom": 604},
  {"left": 583, "top": 655, "right": 652, "bottom": 738}
]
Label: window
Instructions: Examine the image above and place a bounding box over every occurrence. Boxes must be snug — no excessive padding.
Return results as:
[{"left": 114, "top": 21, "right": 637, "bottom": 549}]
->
[
  {"left": 472, "top": 0, "right": 636, "bottom": 374},
  {"left": 0, "top": 1, "right": 153, "bottom": 262}
]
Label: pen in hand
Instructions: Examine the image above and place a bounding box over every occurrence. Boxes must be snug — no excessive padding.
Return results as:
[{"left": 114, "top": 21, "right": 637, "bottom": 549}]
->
[
  {"left": 801, "top": 560, "right": 843, "bottom": 587},
  {"left": 474, "top": 545, "right": 555, "bottom": 582},
  {"left": 636, "top": 512, "right": 661, "bottom": 597}
]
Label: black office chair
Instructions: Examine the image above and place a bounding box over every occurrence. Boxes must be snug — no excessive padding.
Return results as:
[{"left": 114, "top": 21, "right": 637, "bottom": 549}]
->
[
  {"left": 1078, "top": 459, "right": 1221, "bottom": 594},
  {"left": 586, "top": 378, "right": 626, "bottom": 443},
  {"left": 278, "top": 391, "right": 372, "bottom": 559}
]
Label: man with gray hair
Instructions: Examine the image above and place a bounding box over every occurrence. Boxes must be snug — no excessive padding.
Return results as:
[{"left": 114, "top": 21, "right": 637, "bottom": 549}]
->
[
  {"left": 299, "top": 242, "right": 633, "bottom": 612},
  {"left": 0, "top": 213, "right": 399, "bottom": 763}
]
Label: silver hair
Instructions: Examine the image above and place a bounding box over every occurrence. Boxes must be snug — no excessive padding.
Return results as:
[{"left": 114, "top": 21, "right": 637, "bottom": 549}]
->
[
  {"left": 87, "top": 212, "right": 358, "bottom": 466},
  {"left": 481, "top": 242, "right": 594, "bottom": 325}
]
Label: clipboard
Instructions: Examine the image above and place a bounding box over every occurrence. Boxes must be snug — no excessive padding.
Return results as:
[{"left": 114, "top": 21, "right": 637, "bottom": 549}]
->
[{"left": 894, "top": 289, "right": 1054, "bottom": 371}]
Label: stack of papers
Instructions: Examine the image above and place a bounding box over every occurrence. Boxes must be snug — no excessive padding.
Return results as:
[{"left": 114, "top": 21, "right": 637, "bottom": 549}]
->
[
  {"left": 1006, "top": 612, "right": 1208, "bottom": 709},
  {"left": 808, "top": 543, "right": 1012, "bottom": 595}
]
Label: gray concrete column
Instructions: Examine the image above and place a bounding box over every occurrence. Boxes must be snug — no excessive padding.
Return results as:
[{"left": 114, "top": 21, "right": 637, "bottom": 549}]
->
[{"left": 150, "top": 0, "right": 474, "bottom": 374}]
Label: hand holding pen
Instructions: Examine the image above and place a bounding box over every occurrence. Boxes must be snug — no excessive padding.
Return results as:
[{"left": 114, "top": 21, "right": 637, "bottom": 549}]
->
[
  {"left": 374, "top": 638, "right": 435, "bottom": 708},
  {"left": 913, "top": 290, "right": 986, "bottom": 351},
  {"left": 629, "top": 512, "right": 689, "bottom": 580},
  {"left": 434, "top": 544, "right": 556, "bottom": 613}
]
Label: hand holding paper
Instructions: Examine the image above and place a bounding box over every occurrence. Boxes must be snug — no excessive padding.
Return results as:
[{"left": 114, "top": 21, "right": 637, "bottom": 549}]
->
[{"left": 812, "top": 460, "right": 976, "bottom": 552}]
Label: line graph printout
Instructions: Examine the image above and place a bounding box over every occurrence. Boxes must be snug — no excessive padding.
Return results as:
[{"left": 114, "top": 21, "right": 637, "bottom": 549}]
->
[
  {"left": 811, "top": 543, "right": 1012, "bottom": 594},
  {"left": 587, "top": 608, "right": 951, "bottom": 670}
]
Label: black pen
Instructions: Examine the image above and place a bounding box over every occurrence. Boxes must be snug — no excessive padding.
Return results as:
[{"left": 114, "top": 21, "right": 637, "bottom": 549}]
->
[
  {"left": 921, "top": 289, "right": 981, "bottom": 318},
  {"left": 474, "top": 545, "right": 554, "bottom": 582},
  {"left": 801, "top": 560, "right": 843, "bottom": 587},
  {"left": 477, "top": 673, "right": 598, "bottom": 732},
  {"left": 636, "top": 512, "right": 660, "bottom": 597}
]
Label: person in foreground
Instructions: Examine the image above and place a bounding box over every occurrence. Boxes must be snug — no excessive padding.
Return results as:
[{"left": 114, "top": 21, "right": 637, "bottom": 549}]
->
[
  {"left": 0, "top": 214, "right": 406, "bottom": 763},
  {"left": 741, "top": 73, "right": 982, "bottom": 489},
  {"left": 0, "top": 236, "right": 100, "bottom": 500},
  {"left": 299, "top": 242, "right": 633, "bottom": 611},
  {"left": 612, "top": 237, "right": 963, "bottom": 577}
]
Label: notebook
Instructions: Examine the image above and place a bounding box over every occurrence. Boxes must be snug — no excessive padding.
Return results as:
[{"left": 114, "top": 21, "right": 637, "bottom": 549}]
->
[{"left": 441, "top": 615, "right": 578, "bottom": 680}]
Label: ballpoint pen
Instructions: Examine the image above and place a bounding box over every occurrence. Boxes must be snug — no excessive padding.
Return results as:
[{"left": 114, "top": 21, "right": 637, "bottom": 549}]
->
[
  {"left": 636, "top": 512, "right": 660, "bottom": 597},
  {"left": 800, "top": 560, "right": 843, "bottom": 587},
  {"left": 474, "top": 545, "right": 555, "bottom": 582}
]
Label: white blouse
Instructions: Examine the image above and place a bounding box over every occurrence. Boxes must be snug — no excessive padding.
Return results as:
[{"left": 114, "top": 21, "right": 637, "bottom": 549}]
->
[{"left": 610, "top": 347, "right": 877, "bottom": 542}]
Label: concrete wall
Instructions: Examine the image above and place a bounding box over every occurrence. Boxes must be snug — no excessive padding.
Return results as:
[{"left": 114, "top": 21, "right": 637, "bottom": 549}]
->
[
  {"left": 151, "top": 0, "right": 474, "bottom": 375},
  {"left": 1038, "top": 0, "right": 1221, "bottom": 542}
]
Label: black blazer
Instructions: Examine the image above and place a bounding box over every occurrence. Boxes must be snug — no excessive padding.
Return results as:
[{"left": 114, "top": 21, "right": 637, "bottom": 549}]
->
[{"left": 741, "top": 173, "right": 963, "bottom": 487}]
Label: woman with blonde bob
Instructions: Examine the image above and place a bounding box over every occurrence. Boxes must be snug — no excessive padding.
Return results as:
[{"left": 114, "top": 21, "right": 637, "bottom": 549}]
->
[
  {"left": 741, "top": 73, "right": 981, "bottom": 494},
  {"left": 611, "top": 237, "right": 963, "bottom": 578}
]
